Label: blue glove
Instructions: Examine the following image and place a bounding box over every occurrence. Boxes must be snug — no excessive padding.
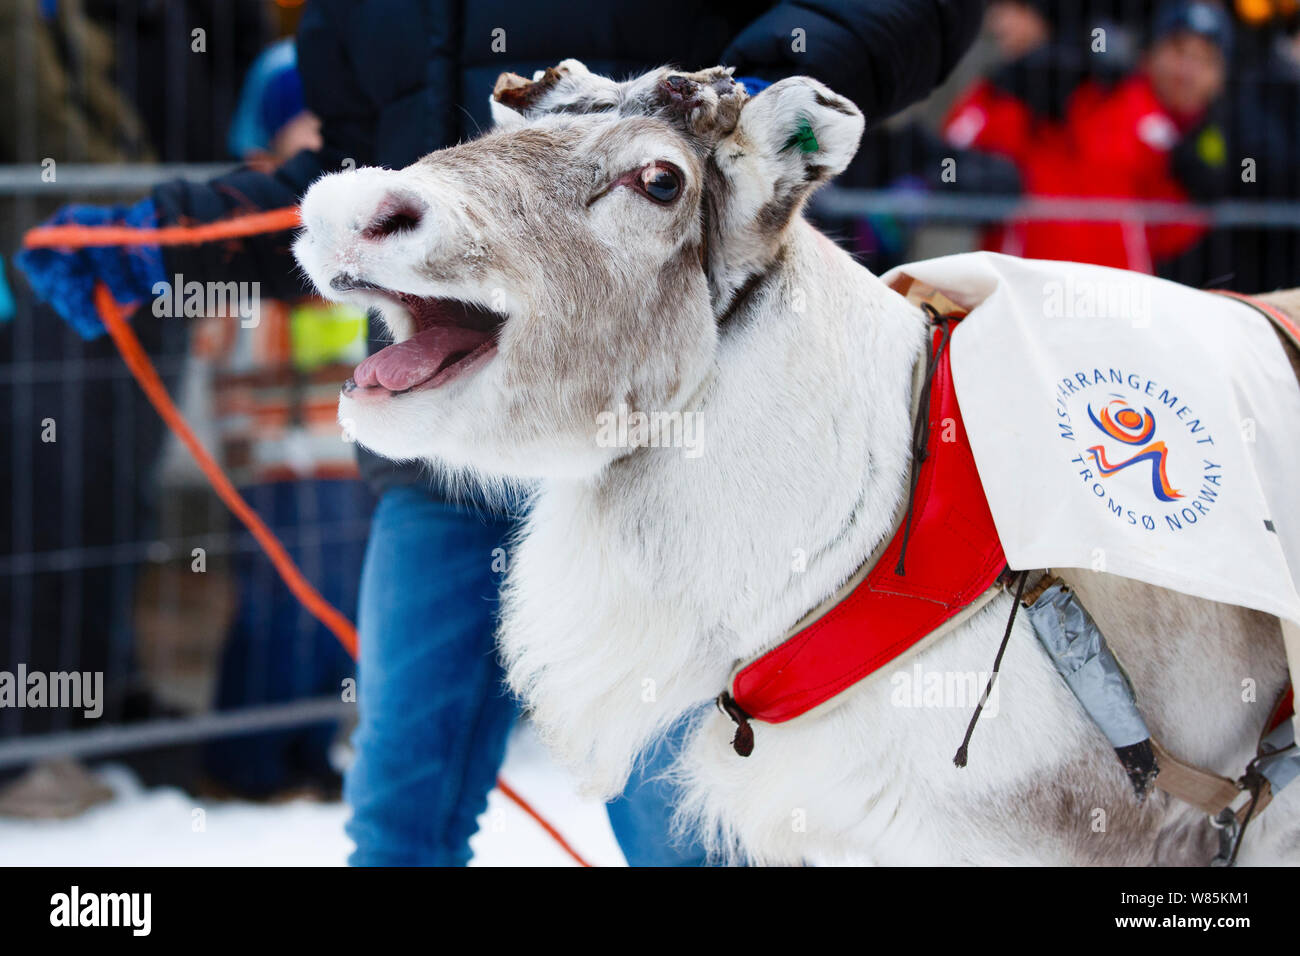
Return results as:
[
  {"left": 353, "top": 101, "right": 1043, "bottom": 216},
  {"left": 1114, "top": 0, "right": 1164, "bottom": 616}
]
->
[
  {"left": 17, "top": 197, "right": 166, "bottom": 339},
  {"left": 734, "top": 75, "right": 772, "bottom": 96}
]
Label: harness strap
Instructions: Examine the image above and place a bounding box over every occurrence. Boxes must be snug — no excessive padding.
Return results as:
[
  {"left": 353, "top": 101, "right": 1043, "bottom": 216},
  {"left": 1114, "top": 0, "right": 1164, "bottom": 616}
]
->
[
  {"left": 1018, "top": 569, "right": 1293, "bottom": 856},
  {"left": 1147, "top": 679, "right": 1296, "bottom": 851},
  {"left": 724, "top": 318, "right": 1006, "bottom": 735},
  {"left": 1148, "top": 738, "right": 1250, "bottom": 818}
]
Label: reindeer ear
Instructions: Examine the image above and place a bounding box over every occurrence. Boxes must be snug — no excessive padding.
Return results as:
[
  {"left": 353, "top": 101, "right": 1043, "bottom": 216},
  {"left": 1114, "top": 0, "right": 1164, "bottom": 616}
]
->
[
  {"left": 492, "top": 70, "right": 556, "bottom": 120},
  {"left": 733, "top": 77, "right": 864, "bottom": 185},
  {"left": 491, "top": 61, "right": 614, "bottom": 122}
]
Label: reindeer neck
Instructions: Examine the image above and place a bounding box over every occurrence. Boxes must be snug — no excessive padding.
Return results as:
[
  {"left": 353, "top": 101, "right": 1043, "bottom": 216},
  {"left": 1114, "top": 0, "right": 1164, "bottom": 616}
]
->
[
  {"left": 588, "top": 220, "right": 928, "bottom": 660},
  {"left": 502, "top": 224, "right": 927, "bottom": 789}
]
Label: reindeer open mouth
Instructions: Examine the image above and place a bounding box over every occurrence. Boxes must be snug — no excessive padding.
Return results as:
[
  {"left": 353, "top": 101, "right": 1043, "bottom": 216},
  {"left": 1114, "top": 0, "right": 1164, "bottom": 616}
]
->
[{"left": 343, "top": 291, "right": 506, "bottom": 399}]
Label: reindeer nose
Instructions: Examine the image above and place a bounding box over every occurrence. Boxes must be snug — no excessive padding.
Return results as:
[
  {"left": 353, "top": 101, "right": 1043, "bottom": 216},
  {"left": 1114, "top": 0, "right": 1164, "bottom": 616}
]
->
[{"left": 360, "top": 194, "right": 427, "bottom": 241}]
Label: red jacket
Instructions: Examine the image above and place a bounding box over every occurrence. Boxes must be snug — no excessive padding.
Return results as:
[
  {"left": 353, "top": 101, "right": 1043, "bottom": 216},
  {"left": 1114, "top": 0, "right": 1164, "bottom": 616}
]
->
[{"left": 944, "top": 73, "right": 1206, "bottom": 272}]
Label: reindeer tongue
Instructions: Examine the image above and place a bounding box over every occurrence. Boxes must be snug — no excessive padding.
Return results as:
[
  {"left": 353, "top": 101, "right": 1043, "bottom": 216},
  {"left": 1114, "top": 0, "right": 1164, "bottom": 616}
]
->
[{"left": 353, "top": 325, "right": 492, "bottom": 392}]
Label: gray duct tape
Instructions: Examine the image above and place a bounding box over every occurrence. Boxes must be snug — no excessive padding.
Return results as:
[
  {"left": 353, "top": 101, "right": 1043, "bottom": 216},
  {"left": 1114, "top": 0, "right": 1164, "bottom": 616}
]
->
[
  {"left": 1023, "top": 582, "right": 1151, "bottom": 749},
  {"left": 1258, "top": 719, "right": 1299, "bottom": 793}
]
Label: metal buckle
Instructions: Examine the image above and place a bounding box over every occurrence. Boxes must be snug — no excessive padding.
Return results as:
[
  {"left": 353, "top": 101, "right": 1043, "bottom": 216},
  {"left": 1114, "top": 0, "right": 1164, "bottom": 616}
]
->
[{"left": 1208, "top": 807, "right": 1239, "bottom": 867}]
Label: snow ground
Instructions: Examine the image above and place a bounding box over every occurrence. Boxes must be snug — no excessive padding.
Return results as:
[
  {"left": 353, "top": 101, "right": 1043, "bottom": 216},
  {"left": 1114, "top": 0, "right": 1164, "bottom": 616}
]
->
[{"left": 0, "top": 724, "right": 627, "bottom": 867}]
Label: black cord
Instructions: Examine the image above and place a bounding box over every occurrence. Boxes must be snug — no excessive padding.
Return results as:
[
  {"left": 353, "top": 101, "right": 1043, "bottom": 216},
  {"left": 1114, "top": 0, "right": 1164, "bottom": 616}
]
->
[
  {"left": 953, "top": 569, "right": 1029, "bottom": 768},
  {"left": 895, "top": 309, "right": 952, "bottom": 576},
  {"left": 1226, "top": 738, "right": 1296, "bottom": 864}
]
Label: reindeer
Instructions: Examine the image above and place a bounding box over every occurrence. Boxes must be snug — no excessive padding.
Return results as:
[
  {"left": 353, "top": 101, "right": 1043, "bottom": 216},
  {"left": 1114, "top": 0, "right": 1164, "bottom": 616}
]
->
[{"left": 294, "top": 61, "right": 1299, "bottom": 865}]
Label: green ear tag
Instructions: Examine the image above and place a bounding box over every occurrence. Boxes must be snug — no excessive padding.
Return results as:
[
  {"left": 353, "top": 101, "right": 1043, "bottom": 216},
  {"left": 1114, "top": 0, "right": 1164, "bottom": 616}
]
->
[{"left": 783, "top": 119, "right": 819, "bottom": 154}]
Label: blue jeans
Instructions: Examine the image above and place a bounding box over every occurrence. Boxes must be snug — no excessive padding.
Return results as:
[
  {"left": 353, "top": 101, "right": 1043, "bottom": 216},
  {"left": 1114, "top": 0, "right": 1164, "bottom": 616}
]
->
[
  {"left": 345, "top": 485, "right": 702, "bottom": 866},
  {"left": 606, "top": 714, "right": 711, "bottom": 866},
  {"left": 345, "top": 486, "right": 517, "bottom": 866}
]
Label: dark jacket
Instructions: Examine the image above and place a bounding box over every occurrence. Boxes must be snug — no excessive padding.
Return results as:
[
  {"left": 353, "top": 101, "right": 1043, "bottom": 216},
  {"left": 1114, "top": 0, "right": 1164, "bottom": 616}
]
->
[{"left": 153, "top": 0, "right": 985, "bottom": 498}]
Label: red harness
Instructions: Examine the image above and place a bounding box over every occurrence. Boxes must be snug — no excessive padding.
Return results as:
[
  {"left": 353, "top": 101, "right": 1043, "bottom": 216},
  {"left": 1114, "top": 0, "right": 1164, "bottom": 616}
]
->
[{"left": 721, "top": 322, "right": 1007, "bottom": 751}]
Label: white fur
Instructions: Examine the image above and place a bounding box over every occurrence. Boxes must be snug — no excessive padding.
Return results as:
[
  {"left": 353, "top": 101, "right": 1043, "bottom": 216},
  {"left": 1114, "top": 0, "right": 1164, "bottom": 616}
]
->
[{"left": 500, "top": 224, "right": 1296, "bottom": 865}]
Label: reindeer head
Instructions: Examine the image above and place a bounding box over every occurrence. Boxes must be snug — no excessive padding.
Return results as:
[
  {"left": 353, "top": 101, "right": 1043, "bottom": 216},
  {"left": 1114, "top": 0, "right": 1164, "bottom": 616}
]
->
[{"left": 294, "top": 60, "right": 863, "bottom": 481}]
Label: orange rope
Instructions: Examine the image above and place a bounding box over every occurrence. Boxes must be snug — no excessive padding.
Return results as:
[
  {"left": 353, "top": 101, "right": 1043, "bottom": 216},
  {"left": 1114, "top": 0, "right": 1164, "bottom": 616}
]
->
[
  {"left": 24, "top": 208, "right": 303, "bottom": 249},
  {"left": 95, "top": 284, "right": 359, "bottom": 656},
  {"left": 496, "top": 778, "right": 595, "bottom": 867},
  {"left": 90, "top": 282, "right": 594, "bottom": 867}
]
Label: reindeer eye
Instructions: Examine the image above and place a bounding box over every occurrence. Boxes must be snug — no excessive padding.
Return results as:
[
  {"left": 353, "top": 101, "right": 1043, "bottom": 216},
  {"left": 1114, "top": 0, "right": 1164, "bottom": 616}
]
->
[{"left": 639, "top": 164, "right": 681, "bottom": 203}]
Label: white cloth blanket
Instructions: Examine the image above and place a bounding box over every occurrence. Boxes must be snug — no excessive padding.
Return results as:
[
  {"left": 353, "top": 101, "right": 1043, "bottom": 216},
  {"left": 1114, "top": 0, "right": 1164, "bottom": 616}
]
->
[{"left": 882, "top": 252, "right": 1300, "bottom": 726}]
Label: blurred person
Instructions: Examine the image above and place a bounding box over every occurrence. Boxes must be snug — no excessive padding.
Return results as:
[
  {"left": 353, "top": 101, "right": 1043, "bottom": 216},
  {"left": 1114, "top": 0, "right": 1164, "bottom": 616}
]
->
[
  {"left": 1146, "top": 2, "right": 1232, "bottom": 120},
  {"left": 227, "top": 38, "right": 323, "bottom": 173},
  {"left": 16, "top": 0, "right": 986, "bottom": 865},
  {"left": 937, "top": 0, "right": 1135, "bottom": 260},
  {"left": 1162, "top": 8, "right": 1300, "bottom": 290},
  {"left": 831, "top": 0, "right": 1068, "bottom": 271},
  {"left": 986, "top": 0, "right": 1052, "bottom": 58},
  {"left": 944, "top": 0, "right": 1232, "bottom": 271},
  {"left": 944, "top": 0, "right": 1137, "bottom": 143},
  {"left": 199, "top": 41, "right": 366, "bottom": 800}
]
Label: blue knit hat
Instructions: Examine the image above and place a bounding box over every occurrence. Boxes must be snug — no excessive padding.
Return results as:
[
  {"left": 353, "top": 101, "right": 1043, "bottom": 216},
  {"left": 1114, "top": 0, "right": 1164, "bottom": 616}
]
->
[
  {"left": 1151, "top": 1, "right": 1234, "bottom": 60},
  {"left": 227, "top": 39, "right": 306, "bottom": 158}
]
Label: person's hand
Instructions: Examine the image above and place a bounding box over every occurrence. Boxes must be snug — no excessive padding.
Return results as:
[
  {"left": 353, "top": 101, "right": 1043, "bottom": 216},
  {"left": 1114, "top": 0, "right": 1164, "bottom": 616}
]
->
[{"left": 17, "top": 198, "right": 165, "bottom": 339}]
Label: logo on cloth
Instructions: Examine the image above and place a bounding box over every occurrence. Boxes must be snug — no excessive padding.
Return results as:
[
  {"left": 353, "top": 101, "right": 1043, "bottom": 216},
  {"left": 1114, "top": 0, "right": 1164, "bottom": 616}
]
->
[
  {"left": 1056, "top": 369, "right": 1222, "bottom": 533},
  {"left": 1084, "top": 399, "right": 1182, "bottom": 502}
]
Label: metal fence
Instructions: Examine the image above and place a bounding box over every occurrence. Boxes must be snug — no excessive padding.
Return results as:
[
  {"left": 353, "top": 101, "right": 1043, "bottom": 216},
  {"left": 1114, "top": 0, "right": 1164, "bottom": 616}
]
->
[
  {"left": 0, "top": 155, "right": 369, "bottom": 785},
  {"left": 4, "top": 0, "right": 1300, "bottom": 797},
  {"left": 5, "top": 173, "right": 1296, "bottom": 771},
  {"left": 0, "top": 1, "right": 367, "bottom": 798}
]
